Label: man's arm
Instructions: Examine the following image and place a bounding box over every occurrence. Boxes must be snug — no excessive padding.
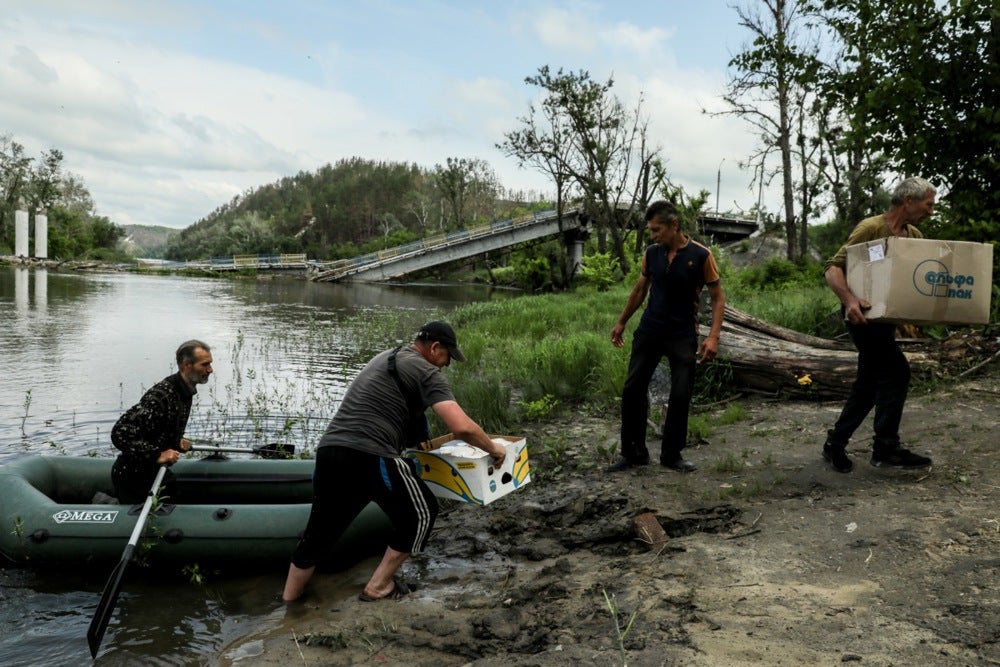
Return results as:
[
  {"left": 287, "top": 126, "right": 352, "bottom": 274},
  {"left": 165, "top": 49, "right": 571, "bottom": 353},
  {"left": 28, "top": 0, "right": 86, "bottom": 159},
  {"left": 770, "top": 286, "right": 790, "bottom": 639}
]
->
[
  {"left": 825, "top": 265, "right": 870, "bottom": 325},
  {"left": 699, "top": 281, "right": 725, "bottom": 362},
  {"left": 611, "top": 256, "right": 651, "bottom": 348},
  {"left": 111, "top": 385, "right": 185, "bottom": 465},
  {"left": 431, "top": 400, "right": 505, "bottom": 464}
]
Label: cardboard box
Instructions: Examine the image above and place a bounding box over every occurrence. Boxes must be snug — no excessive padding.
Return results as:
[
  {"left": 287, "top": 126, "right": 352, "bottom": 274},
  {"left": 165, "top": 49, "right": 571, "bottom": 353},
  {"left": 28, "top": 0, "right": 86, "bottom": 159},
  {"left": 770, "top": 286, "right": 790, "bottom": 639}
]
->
[
  {"left": 846, "top": 237, "right": 993, "bottom": 325},
  {"left": 404, "top": 434, "right": 530, "bottom": 506}
]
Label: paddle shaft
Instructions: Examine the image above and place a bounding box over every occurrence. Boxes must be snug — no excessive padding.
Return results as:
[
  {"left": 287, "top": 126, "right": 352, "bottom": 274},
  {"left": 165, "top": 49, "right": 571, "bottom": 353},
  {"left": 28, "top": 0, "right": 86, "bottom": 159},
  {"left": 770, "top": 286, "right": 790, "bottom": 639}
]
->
[
  {"left": 190, "top": 443, "right": 295, "bottom": 458},
  {"left": 86, "top": 465, "right": 168, "bottom": 659}
]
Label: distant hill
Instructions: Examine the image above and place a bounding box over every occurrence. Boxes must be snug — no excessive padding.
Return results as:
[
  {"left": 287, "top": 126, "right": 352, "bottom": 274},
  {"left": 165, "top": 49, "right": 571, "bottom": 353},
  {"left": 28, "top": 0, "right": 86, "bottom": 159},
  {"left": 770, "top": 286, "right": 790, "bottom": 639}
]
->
[{"left": 121, "top": 224, "right": 178, "bottom": 258}]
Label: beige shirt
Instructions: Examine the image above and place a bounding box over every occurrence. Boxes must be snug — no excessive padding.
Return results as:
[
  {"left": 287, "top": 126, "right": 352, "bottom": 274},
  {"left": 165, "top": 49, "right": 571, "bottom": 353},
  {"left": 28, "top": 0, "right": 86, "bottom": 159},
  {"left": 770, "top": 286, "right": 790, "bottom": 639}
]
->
[{"left": 825, "top": 214, "right": 925, "bottom": 272}]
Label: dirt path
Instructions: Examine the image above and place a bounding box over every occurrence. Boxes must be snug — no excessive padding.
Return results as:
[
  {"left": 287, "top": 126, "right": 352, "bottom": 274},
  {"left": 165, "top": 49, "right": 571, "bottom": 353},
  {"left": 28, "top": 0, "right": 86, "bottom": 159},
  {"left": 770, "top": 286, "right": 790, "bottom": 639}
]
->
[{"left": 224, "top": 377, "right": 1000, "bottom": 666}]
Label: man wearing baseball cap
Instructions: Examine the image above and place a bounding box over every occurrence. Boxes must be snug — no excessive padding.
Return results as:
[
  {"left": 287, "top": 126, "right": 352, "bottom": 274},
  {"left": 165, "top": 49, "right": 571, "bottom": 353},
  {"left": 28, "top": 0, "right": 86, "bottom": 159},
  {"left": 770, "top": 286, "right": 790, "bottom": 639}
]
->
[
  {"left": 282, "top": 320, "right": 504, "bottom": 603},
  {"left": 415, "top": 320, "right": 465, "bottom": 362}
]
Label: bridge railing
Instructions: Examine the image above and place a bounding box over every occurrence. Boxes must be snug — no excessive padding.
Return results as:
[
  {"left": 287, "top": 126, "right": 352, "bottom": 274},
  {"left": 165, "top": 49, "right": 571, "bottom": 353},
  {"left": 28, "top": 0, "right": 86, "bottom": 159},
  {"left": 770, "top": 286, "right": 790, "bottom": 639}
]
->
[{"left": 312, "top": 207, "right": 579, "bottom": 280}]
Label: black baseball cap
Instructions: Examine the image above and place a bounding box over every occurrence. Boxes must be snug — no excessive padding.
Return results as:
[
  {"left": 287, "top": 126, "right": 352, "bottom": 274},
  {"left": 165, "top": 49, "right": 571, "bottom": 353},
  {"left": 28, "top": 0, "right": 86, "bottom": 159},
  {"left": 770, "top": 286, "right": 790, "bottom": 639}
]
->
[{"left": 417, "top": 321, "right": 465, "bottom": 362}]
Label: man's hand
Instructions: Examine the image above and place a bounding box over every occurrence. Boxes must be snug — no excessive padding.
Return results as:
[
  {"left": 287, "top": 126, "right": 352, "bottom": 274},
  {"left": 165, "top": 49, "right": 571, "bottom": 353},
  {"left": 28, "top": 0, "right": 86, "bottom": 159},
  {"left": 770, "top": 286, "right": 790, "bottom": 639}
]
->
[
  {"left": 698, "top": 335, "right": 720, "bottom": 363},
  {"left": 179, "top": 438, "right": 192, "bottom": 452},
  {"left": 844, "top": 298, "right": 872, "bottom": 326},
  {"left": 611, "top": 323, "right": 626, "bottom": 348},
  {"left": 157, "top": 448, "right": 182, "bottom": 465},
  {"left": 488, "top": 442, "right": 506, "bottom": 467}
]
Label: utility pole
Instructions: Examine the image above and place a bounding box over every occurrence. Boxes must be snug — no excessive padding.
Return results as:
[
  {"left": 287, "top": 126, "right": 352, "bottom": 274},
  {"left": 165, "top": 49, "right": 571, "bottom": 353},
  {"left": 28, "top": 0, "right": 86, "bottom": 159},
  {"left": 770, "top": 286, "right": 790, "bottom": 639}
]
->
[{"left": 715, "top": 158, "right": 725, "bottom": 213}]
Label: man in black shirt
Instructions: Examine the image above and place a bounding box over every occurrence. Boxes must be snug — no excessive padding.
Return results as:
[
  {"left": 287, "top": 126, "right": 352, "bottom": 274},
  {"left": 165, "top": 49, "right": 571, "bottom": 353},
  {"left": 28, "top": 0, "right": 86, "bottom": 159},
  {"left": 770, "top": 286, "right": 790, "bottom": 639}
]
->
[{"left": 609, "top": 200, "right": 726, "bottom": 473}]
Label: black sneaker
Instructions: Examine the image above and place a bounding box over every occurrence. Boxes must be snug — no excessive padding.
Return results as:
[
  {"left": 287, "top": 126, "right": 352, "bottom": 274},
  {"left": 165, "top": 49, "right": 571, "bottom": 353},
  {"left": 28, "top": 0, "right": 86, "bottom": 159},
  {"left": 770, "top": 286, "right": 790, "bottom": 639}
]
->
[
  {"left": 606, "top": 457, "right": 648, "bottom": 473},
  {"left": 870, "top": 447, "right": 932, "bottom": 469},
  {"left": 822, "top": 445, "right": 853, "bottom": 473},
  {"left": 660, "top": 456, "right": 696, "bottom": 473}
]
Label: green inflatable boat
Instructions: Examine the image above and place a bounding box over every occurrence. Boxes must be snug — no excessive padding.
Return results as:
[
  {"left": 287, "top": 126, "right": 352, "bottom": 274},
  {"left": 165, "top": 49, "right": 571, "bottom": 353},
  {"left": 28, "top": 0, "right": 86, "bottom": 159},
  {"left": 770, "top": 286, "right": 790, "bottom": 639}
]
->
[{"left": 0, "top": 455, "right": 392, "bottom": 570}]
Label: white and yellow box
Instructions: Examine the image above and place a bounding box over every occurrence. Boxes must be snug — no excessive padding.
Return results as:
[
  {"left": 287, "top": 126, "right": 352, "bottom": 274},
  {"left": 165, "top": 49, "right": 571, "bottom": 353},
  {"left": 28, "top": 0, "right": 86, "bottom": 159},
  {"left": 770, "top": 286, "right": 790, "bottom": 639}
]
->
[{"left": 404, "top": 434, "right": 530, "bottom": 506}]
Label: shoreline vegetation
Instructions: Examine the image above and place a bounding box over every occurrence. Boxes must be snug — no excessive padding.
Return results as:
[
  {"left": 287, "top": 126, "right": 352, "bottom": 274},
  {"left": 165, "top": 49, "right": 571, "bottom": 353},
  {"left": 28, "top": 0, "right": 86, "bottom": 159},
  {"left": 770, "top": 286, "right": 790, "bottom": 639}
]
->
[{"left": 7, "top": 253, "right": 996, "bottom": 461}]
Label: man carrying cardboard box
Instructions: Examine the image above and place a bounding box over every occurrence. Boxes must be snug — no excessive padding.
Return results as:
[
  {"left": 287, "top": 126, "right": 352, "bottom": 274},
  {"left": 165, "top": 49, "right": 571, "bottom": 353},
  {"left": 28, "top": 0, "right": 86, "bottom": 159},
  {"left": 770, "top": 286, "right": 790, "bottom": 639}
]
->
[
  {"left": 281, "top": 321, "right": 505, "bottom": 603},
  {"left": 821, "top": 177, "right": 937, "bottom": 473}
]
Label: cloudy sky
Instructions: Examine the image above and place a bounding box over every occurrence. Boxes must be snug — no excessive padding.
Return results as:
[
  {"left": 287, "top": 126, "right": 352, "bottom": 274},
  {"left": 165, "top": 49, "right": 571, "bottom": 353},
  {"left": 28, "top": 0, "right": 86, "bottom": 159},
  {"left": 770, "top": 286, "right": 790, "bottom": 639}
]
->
[{"left": 2, "top": 0, "right": 769, "bottom": 230}]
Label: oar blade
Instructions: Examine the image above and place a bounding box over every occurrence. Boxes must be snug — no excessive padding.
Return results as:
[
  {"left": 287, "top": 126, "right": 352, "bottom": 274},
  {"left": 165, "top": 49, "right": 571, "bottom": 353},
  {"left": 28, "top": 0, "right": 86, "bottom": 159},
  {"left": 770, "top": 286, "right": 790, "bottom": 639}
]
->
[
  {"left": 254, "top": 443, "right": 296, "bottom": 459},
  {"left": 86, "top": 544, "right": 134, "bottom": 658},
  {"left": 86, "top": 465, "right": 165, "bottom": 658}
]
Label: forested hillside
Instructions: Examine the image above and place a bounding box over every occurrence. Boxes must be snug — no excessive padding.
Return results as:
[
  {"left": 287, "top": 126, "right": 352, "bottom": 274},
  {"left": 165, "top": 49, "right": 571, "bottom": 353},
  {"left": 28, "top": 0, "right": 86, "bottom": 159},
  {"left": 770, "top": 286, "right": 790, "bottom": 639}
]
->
[
  {"left": 121, "top": 225, "right": 175, "bottom": 258},
  {"left": 163, "top": 157, "right": 543, "bottom": 262}
]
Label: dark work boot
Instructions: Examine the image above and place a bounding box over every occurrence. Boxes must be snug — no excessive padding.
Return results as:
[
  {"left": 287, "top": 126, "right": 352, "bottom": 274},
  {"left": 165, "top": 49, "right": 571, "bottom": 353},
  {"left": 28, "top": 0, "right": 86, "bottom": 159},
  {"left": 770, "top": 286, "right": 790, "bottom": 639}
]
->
[
  {"left": 822, "top": 434, "right": 853, "bottom": 473},
  {"left": 660, "top": 448, "right": 696, "bottom": 472},
  {"left": 870, "top": 444, "right": 932, "bottom": 469},
  {"left": 606, "top": 456, "right": 649, "bottom": 473}
]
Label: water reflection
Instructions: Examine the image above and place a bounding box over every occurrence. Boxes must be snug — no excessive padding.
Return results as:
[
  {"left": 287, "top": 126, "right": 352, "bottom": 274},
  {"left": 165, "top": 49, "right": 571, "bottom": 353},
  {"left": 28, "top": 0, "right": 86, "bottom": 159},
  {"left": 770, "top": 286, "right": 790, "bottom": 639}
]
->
[
  {"left": 0, "top": 266, "right": 512, "bottom": 667},
  {"left": 1, "top": 268, "right": 512, "bottom": 458}
]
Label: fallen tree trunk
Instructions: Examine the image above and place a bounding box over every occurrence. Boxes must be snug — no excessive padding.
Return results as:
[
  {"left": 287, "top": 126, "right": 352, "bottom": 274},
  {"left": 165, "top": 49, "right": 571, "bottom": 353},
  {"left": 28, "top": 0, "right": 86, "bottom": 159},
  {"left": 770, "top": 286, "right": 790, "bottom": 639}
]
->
[{"left": 700, "top": 305, "right": 938, "bottom": 400}]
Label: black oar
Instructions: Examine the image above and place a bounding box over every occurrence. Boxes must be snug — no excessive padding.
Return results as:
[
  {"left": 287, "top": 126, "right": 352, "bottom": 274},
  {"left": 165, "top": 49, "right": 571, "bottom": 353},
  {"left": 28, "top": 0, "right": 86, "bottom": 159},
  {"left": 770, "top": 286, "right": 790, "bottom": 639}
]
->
[
  {"left": 87, "top": 465, "right": 168, "bottom": 659},
  {"left": 190, "top": 443, "right": 296, "bottom": 459}
]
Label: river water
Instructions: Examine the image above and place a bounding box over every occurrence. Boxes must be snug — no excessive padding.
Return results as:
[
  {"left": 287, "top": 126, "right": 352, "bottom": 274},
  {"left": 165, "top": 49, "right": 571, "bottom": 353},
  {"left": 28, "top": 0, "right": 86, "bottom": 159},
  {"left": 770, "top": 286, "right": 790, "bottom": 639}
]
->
[{"left": 0, "top": 266, "right": 511, "bottom": 666}]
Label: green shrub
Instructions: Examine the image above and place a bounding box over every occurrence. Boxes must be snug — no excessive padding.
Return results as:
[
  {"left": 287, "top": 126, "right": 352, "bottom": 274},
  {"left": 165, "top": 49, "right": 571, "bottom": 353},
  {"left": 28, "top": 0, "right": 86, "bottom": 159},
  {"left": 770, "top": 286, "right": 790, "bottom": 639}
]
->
[
  {"left": 511, "top": 255, "right": 550, "bottom": 291},
  {"left": 521, "top": 394, "right": 560, "bottom": 420},
  {"left": 578, "top": 252, "right": 618, "bottom": 291}
]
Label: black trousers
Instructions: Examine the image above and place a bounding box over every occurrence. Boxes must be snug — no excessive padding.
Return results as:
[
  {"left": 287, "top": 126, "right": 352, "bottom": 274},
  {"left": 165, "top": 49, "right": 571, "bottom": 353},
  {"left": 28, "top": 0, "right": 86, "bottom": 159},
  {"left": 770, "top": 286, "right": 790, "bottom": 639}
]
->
[
  {"left": 827, "top": 320, "right": 910, "bottom": 450},
  {"left": 619, "top": 331, "right": 698, "bottom": 463},
  {"left": 290, "top": 446, "right": 439, "bottom": 569}
]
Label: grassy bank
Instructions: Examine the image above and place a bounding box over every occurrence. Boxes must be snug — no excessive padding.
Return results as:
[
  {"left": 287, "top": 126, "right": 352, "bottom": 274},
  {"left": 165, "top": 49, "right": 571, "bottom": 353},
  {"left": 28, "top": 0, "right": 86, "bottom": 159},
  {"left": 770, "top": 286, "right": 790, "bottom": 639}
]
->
[
  {"left": 192, "top": 272, "right": 841, "bottom": 454},
  {"left": 440, "top": 273, "right": 840, "bottom": 434}
]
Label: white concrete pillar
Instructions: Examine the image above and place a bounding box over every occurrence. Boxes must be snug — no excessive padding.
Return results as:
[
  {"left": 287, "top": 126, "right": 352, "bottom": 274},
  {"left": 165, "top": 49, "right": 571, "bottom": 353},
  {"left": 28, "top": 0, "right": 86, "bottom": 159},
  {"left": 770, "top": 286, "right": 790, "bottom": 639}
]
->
[
  {"left": 35, "top": 268, "right": 48, "bottom": 311},
  {"left": 570, "top": 238, "right": 585, "bottom": 274},
  {"left": 34, "top": 213, "right": 48, "bottom": 259},
  {"left": 15, "top": 267, "right": 28, "bottom": 311},
  {"left": 15, "top": 210, "right": 29, "bottom": 257}
]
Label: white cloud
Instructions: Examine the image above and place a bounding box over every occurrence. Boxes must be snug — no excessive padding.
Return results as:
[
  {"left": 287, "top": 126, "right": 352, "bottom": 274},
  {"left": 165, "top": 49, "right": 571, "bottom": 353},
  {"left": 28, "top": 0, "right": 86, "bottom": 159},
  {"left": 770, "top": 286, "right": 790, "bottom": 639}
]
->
[{"left": 1, "top": 1, "right": 777, "bottom": 230}]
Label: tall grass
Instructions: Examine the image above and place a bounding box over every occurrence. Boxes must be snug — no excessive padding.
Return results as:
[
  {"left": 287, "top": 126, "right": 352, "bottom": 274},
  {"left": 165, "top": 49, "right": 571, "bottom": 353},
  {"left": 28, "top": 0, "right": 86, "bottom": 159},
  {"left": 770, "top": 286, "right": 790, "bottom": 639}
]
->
[
  {"left": 720, "top": 254, "right": 841, "bottom": 336},
  {"left": 446, "top": 288, "right": 630, "bottom": 423},
  {"left": 735, "top": 285, "right": 840, "bottom": 336},
  {"left": 186, "top": 261, "right": 840, "bottom": 451}
]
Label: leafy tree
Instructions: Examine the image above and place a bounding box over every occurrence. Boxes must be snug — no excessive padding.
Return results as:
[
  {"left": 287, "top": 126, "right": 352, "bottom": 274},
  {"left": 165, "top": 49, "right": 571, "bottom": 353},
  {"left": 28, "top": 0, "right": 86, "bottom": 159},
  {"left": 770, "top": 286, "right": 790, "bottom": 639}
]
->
[
  {"left": 498, "top": 75, "right": 578, "bottom": 242},
  {"left": 0, "top": 135, "right": 124, "bottom": 258},
  {"left": 433, "top": 157, "right": 500, "bottom": 229},
  {"left": 501, "top": 66, "right": 664, "bottom": 275},
  {"left": 805, "top": 0, "right": 890, "bottom": 239},
  {"left": 0, "top": 135, "right": 33, "bottom": 251},
  {"left": 29, "top": 149, "right": 64, "bottom": 210},
  {"left": 90, "top": 216, "right": 125, "bottom": 249},
  {"left": 816, "top": 0, "right": 1000, "bottom": 245},
  {"left": 722, "top": 0, "right": 821, "bottom": 260}
]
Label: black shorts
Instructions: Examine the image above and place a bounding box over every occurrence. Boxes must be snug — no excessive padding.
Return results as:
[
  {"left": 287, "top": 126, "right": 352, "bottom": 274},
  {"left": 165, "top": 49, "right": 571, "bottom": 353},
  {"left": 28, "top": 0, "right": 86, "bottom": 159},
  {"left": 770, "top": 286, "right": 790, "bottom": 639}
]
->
[{"left": 290, "top": 445, "right": 439, "bottom": 568}]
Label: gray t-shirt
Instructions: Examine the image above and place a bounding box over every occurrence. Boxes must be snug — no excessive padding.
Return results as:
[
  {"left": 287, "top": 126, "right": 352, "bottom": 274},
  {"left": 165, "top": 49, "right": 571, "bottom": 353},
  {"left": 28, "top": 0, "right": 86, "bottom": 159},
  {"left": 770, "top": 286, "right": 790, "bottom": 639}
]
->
[{"left": 318, "top": 346, "right": 454, "bottom": 457}]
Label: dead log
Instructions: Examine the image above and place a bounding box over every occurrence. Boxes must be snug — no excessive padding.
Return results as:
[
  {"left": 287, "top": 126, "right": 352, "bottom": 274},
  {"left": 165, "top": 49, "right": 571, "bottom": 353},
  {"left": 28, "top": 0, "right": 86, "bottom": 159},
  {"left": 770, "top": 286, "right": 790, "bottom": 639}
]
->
[{"left": 700, "top": 305, "right": 937, "bottom": 400}]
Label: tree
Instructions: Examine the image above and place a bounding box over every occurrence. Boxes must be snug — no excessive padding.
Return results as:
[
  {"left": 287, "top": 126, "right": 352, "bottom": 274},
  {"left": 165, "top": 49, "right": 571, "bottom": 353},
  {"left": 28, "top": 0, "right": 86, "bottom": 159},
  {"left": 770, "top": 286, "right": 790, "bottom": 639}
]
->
[
  {"left": 817, "top": 0, "right": 1000, "bottom": 244},
  {"left": 721, "top": 0, "right": 820, "bottom": 260},
  {"left": 498, "top": 75, "right": 578, "bottom": 234},
  {"left": 502, "top": 66, "right": 663, "bottom": 275},
  {"left": 90, "top": 216, "right": 125, "bottom": 249},
  {"left": 58, "top": 173, "right": 97, "bottom": 218},
  {"left": 432, "top": 157, "right": 500, "bottom": 229},
  {"left": 29, "top": 149, "right": 64, "bottom": 211},
  {"left": 0, "top": 135, "right": 32, "bottom": 251}
]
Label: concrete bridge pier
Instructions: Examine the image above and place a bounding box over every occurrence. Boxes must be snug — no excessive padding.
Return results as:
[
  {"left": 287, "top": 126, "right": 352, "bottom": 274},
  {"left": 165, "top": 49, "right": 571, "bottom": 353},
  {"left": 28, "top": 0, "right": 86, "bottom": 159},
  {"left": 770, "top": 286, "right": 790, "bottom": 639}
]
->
[
  {"left": 34, "top": 211, "right": 48, "bottom": 259},
  {"left": 15, "top": 210, "right": 29, "bottom": 257},
  {"left": 564, "top": 227, "right": 588, "bottom": 276}
]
